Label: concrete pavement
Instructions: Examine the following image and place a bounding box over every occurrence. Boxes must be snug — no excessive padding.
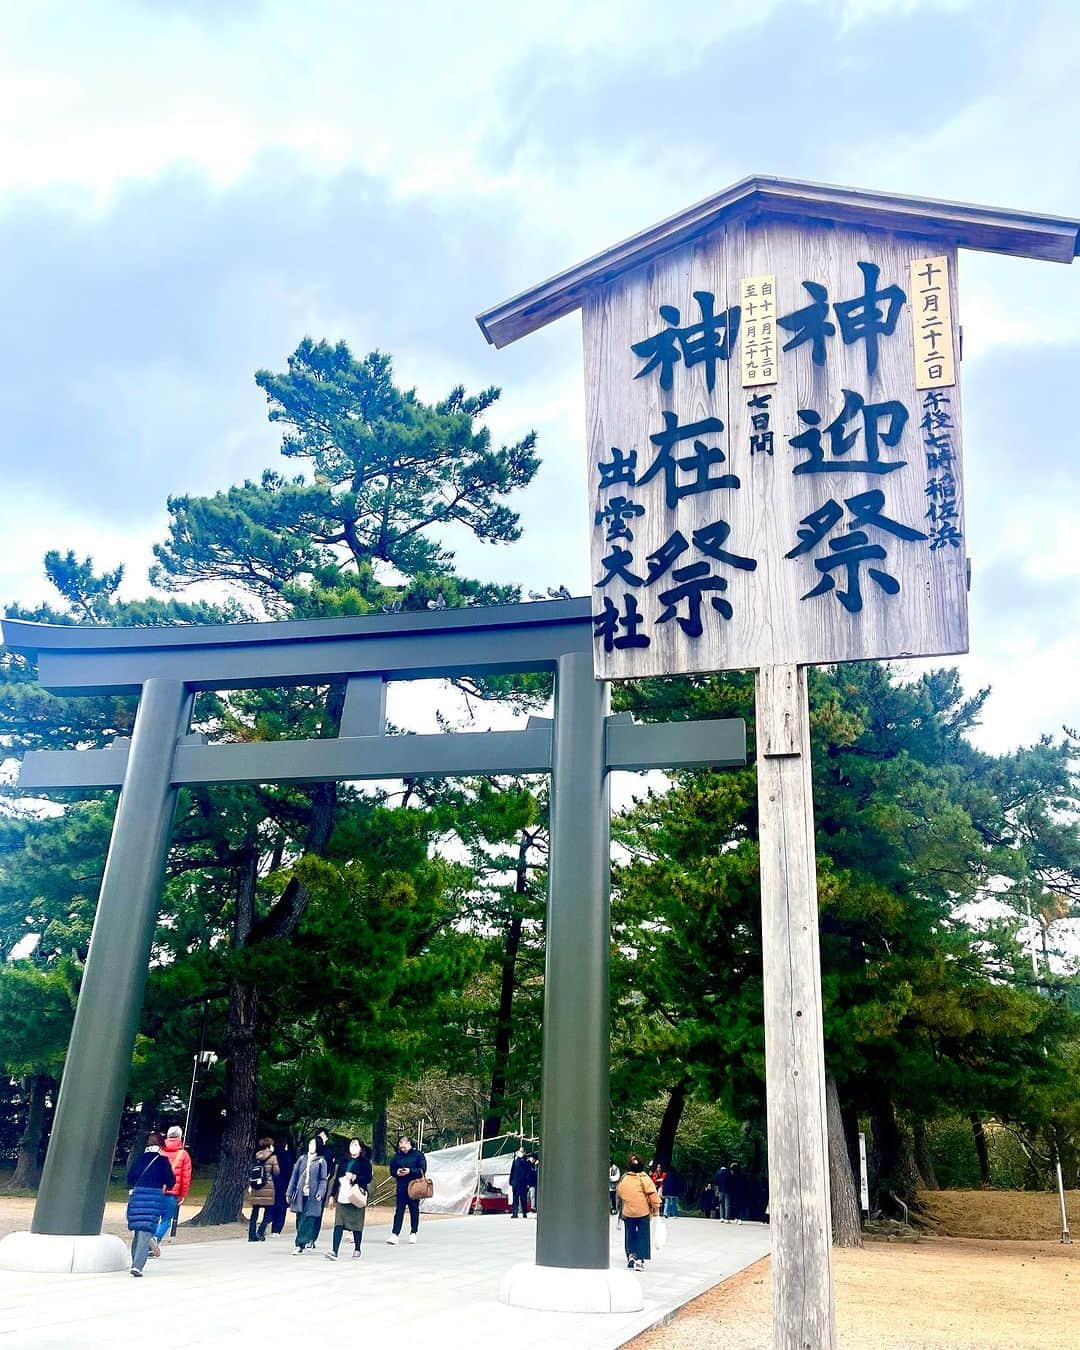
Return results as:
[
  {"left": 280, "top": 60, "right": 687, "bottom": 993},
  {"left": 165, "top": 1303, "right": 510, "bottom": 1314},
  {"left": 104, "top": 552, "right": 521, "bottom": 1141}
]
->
[{"left": 0, "top": 1214, "right": 771, "bottom": 1349}]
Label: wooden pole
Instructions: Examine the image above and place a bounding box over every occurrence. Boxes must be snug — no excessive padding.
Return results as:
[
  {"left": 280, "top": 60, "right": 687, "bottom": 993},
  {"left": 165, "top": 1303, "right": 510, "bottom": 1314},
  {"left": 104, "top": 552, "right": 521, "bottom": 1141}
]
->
[{"left": 755, "top": 664, "right": 836, "bottom": 1350}]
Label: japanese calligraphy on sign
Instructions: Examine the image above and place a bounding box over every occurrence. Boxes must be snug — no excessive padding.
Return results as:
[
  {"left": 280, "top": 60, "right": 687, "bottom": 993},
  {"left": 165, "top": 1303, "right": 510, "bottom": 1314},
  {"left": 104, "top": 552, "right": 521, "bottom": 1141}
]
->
[
  {"left": 582, "top": 219, "right": 968, "bottom": 678},
  {"left": 740, "top": 274, "right": 778, "bottom": 386},
  {"left": 910, "top": 255, "right": 956, "bottom": 388}
]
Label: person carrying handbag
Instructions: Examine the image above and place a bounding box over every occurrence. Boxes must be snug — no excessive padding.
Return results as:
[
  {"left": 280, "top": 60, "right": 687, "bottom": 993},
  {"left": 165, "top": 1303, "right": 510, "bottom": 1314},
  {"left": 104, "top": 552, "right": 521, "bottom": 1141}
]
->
[
  {"left": 386, "top": 1135, "right": 428, "bottom": 1246},
  {"left": 286, "top": 1138, "right": 328, "bottom": 1253},
  {"left": 326, "top": 1139, "right": 373, "bottom": 1260},
  {"left": 615, "top": 1155, "right": 660, "bottom": 1272}
]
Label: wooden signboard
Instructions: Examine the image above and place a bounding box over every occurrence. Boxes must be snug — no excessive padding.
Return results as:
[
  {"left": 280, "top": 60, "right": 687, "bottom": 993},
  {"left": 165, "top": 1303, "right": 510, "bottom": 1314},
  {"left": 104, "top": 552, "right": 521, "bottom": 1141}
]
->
[{"left": 584, "top": 218, "right": 966, "bottom": 680}]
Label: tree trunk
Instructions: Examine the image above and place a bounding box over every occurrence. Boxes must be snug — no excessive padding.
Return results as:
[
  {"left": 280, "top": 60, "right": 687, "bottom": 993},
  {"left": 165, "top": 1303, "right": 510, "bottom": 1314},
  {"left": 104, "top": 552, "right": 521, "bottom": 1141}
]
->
[
  {"left": 841, "top": 1102, "right": 860, "bottom": 1186},
  {"left": 190, "top": 976, "right": 259, "bottom": 1225},
  {"left": 826, "top": 1075, "right": 862, "bottom": 1247},
  {"left": 970, "top": 1112, "right": 991, "bottom": 1186},
  {"left": 9, "top": 1074, "right": 50, "bottom": 1189},
  {"left": 483, "top": 830, "right": 530, "bottom": 1142},
  {"left": 913, "top": 1119, "right": 939, "bottom": 1190},
  {"left": 191, "top": 843, "right": 261, "bottom": 1227},
  {"left": 653, "top": 1076, "right": 689, "bottom": 1167},
  {"left": 870, "top": 1090, "right": 918, "bottom": 1215},
  {"left": 125, "top": 1096, "right": 159, "bottom": 1170},
  {"left": 371, "top": 1089, "right": 389, "bottom": 1165}
]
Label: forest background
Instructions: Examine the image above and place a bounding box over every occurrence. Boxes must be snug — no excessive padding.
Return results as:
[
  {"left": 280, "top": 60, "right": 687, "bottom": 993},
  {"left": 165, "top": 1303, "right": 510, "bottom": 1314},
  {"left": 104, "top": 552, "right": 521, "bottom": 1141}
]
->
[{"left": 1, "top": 340, "right": 1077, "bottom": 1232}]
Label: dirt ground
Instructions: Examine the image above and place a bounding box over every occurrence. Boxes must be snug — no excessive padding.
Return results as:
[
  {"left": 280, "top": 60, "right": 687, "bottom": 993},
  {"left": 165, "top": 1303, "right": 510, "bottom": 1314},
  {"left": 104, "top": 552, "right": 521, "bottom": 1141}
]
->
[{"left": 632, "top": 1237, "right": 1079, "bottom": 1350}]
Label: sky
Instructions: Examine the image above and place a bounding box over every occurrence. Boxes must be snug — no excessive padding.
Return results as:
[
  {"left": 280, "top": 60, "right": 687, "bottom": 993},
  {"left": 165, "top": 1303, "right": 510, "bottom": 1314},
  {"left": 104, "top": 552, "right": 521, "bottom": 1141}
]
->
[{"left": 0, "top": 0, "right": 1078, "bottom": 754}]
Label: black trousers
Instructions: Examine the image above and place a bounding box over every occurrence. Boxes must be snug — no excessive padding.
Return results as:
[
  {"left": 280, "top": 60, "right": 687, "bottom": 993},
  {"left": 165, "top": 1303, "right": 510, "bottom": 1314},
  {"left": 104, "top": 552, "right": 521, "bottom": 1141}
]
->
[
  {"left": 392, "top": 1193, "right": 420, "bottom": 1235},
  {"left": 248, "top": 1206, "right": 271, "bottom": 1241},
  {"left": 333, "top": 1223, "right": 364, "bottom": 1254},
  {"left": 511, "top": 1186, "right": 530, "bottom": 1217}
]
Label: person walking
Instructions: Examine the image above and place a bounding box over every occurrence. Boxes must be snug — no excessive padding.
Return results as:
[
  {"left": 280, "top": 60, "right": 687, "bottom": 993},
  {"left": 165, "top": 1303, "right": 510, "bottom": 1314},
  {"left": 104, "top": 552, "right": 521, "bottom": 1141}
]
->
[
  {"left": 608, "top": 1160, "right": 620, "bottom": 1215},
  {"left": 286, "top": 1138, "right": 328, "bottom": 1254},
  {"left": 270, "top": 1137, "right": 292, "bottom": 1235},
  {"left": 662, "top": 1164, "right": 683, "bottom": 1218},
  {"left": 152, "top": 1125, "right": 192, "bottom": 1252},
  {"left": 713, "top": 1162, "right": 732, "bottom": 1221},
  {"left": 326, "top": 1139, "right": 373, "bottom": 1260},
  {"left": 509, "top": 1148, "right": 531, "bottom": 1218},
  {"left": 730, "top": 1162, "right": 747, "bottom": 1223},
  {"left": 386, "top": 1135, "right": 428, "bottom": 1245},
  {"left": 246, "top": 1137, "right": 280, "bottom": 1242},
  {"left": 699, "top": 1180, "right": 717, "bottom": 1219},
  {"left": 615, "top": 1155, "right": 660, "bottom": 1273},
  {"left": 126, "top": 1131, "right": 177, "bottom": 1277},
  {"left": 311, "top": 1129, "right": 337, "bottom": 1248},
  {"left": 526, "top": 1153, "right": 539, "bottom": 1214}
]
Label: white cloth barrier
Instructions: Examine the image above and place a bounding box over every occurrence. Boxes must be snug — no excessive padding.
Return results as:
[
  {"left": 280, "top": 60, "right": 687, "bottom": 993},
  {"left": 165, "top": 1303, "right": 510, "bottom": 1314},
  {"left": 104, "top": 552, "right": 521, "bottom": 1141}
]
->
[{"left": 419, "top": 1140, "right": 482, "bottom": 1215}]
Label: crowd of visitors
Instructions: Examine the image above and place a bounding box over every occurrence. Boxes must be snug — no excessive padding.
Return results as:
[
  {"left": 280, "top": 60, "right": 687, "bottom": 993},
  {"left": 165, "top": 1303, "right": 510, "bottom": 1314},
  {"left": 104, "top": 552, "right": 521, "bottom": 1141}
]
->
[{"left": 125, "top": 1121, "right": 760, "bottom": 1283}]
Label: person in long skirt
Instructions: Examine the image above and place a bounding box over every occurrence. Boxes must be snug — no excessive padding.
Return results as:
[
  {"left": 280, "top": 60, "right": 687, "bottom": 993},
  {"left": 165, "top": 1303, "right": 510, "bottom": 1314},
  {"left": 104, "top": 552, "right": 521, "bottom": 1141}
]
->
[
  {"left": 285, "top": 1138, "right": 328, "bottom": 1253},
  {"left": 326, "top": 1139, "right": 373, "bottom": 1260},
  {"left": 615, "top": 1155, "right": 660, "bottom": 1272}
]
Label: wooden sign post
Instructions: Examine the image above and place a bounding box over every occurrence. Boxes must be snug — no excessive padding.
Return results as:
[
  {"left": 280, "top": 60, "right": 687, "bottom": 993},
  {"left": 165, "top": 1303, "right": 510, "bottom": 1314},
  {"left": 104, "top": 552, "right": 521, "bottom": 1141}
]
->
[{"left": 479, "top": 177, "right": 1080, "bottom": 1347}]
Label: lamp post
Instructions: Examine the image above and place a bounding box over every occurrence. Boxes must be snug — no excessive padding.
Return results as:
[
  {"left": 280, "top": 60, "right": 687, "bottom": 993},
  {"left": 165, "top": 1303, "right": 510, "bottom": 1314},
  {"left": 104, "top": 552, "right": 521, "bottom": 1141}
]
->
[{"left": 181, "top": 999, "right": 213, "bottom": 1152}]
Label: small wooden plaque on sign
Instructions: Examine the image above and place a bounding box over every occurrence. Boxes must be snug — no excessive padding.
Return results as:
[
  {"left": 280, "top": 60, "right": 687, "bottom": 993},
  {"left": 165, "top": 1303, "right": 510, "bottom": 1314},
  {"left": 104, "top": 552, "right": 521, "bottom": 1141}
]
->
[
  {"left": 740, "top": 274, "right": 778, "bottom": 387},
  {"left": 910, "top": 255, "right": 956, "bottom": 389}
]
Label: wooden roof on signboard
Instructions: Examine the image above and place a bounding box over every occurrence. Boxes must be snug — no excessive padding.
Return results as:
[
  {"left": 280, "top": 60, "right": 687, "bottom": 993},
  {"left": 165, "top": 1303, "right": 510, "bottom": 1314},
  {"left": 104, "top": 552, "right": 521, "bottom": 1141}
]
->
[{"left": 476, "top": 175, "right": 1080, "bottom": 349}]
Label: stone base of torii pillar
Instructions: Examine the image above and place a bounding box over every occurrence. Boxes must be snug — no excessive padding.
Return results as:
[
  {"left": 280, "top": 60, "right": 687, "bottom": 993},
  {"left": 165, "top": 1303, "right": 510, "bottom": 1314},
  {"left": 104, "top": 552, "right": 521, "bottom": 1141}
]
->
[
  {"left": 499, "top": 1261, "right": 644, "bottom": 1313},
  {"left": 0, "top": 1230, "right": 130, "bottom": 1274}
]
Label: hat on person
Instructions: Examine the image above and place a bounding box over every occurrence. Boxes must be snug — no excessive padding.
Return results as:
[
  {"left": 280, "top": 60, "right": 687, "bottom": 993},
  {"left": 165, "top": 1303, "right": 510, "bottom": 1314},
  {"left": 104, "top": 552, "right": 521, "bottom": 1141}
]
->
[{"left": 166, "top": 1126, "right": 183, "bottom": 1139}]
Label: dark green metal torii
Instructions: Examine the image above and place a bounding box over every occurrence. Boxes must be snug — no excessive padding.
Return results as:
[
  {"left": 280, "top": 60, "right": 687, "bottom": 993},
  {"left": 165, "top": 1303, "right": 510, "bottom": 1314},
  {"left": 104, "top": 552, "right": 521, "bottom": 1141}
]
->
[{"left": 0, "top": 599, "right": 744, "bottom": 1288}]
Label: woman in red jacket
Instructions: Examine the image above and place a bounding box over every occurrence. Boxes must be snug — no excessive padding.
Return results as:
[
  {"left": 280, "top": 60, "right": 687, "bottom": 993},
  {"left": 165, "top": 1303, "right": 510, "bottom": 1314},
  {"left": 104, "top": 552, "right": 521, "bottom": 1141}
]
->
[{"left": 153, "top": 1126, "right": 193, "bottom": 1252}]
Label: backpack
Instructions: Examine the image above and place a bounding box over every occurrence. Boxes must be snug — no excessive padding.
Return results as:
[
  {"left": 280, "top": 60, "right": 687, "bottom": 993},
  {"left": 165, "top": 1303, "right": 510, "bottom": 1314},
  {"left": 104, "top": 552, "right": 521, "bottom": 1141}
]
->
[{"left": 248, "top": 1158, "right": 267, "bottom": 1191}]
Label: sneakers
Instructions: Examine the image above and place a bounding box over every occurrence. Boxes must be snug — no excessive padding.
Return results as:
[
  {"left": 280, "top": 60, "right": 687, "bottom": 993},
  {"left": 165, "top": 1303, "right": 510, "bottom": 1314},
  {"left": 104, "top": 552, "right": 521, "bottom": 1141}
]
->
[
  {"left": 325, "top": 1252, "right": 338, "bottom": 1261},
  {"left": 148, "top": 1238, "right": 161, "bottom": 1259},
  {"left": 292, "top": 1246, "right": 304, "bottom": 1255},
  {"left": 408, "top": 1233, "right": 418, "bottom": 1245},
  {"left": 386, "top": 1234, "right": 399, "bottom": 1245},
  {"left": 352, "top": 1250, "right": 363, "bottom": 1259},
  {"left": 130, "top": 1267, "right": 142, "bottom": 1278},
  {"left": 634, "top": 1259, "right": 645, "bottom": 1272}
]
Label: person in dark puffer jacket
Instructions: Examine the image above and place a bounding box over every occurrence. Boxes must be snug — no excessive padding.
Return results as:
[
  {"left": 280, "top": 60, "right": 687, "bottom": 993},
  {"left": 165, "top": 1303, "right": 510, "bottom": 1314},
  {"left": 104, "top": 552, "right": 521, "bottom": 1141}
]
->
[{"left": 126, "top": 1132, "right": 176, "bottom": 1277}]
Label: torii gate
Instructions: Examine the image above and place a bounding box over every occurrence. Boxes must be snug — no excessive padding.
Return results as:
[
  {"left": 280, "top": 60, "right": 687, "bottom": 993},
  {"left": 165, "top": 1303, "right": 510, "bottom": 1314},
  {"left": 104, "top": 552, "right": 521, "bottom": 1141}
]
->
[{"left": 0, "top": 599, "right": 744, "bottom": 1305}]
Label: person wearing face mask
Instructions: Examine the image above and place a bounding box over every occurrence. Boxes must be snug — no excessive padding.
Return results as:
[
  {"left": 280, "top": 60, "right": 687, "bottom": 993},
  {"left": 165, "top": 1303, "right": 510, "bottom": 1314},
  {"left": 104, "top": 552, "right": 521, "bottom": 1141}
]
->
[
  {"left": 386, "top": 1135, "right": 428, "bottom": 1245},
  {"left": 326, "top": 1138, "right": 373, "bottom": 1260},
  {"left": 311, "top": 1129, "right": 337, "bottom": 1248},
  {"left": 285, "top": 1138, "right": 328, "bottom": 1254}
]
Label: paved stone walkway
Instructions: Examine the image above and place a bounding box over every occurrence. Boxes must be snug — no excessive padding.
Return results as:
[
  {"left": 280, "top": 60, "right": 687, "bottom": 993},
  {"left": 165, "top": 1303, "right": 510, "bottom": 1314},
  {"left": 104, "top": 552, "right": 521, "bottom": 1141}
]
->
[{"left": 0, "top": 1215, "right": 770, "bottom": 1349}]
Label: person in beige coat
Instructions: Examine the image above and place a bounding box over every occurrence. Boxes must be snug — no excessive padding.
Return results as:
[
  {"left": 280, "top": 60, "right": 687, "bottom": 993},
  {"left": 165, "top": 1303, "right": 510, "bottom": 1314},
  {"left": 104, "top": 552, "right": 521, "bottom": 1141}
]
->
[
  {"left": 247, "top": 1138, "right": 281, "bottom": 1242},
  {"left": 615, "top": 1155, "right": 660, "bottom": 1271}
]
